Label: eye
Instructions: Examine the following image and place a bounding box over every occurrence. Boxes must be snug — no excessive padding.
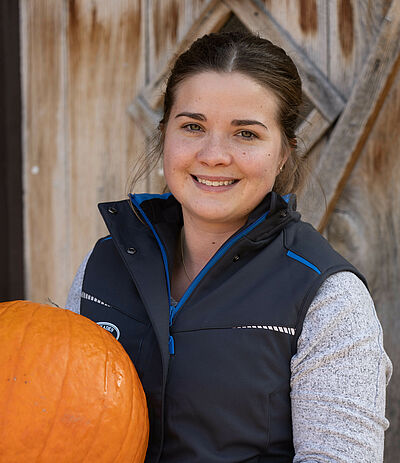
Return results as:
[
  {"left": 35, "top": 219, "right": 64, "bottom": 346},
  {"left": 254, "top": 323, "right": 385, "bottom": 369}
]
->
[
  {"left": 237, "top": 130, "right": 258, "bottom": 140},
  {"left": 183, "top": 123, "right": 203, "bottom": 132}
]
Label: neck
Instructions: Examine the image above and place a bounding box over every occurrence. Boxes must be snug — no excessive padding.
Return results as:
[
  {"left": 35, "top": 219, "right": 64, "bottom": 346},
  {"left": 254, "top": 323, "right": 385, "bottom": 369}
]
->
[
  {"left": 181, "top": 214, "right": 245, "bottom": 280},
  {"left": 171, "top": 214, "right": 246, "bottom": 300}
]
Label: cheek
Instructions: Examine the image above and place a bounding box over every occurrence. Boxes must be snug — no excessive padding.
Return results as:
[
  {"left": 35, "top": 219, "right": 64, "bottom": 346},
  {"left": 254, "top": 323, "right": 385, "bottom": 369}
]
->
[
  {"left": 240, "top": 152, "right": 279, "bottom": 180},
  {"left": 163, "top": 144, "right": 192, "bottom": 190}
]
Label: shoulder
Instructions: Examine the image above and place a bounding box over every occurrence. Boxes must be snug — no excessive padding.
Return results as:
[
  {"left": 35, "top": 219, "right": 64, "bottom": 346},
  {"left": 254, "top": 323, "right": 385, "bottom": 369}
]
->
[
  {"left": 285, "top": 220, "right": 361, "bottom": 277},
  {"left": 292, "top": 270, "right": 392, "bottom": 389},
  {"left": 294, "top": 271, "right": 375, "bottom": 353},
  {"left": 65, "top": 249, "right": 93, "bottom": 313}
]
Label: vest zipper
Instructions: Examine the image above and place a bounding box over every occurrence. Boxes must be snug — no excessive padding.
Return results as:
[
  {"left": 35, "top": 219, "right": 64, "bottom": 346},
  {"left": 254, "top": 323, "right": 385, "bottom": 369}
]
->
[{"left": 130, "top": 195, "right": 270, "bottom": 355}]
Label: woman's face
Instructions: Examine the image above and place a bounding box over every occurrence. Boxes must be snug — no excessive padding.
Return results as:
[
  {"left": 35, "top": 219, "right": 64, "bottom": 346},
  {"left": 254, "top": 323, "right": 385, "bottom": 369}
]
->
[{"left": 163, "top": 71, "right": 287, "bottom": 230}]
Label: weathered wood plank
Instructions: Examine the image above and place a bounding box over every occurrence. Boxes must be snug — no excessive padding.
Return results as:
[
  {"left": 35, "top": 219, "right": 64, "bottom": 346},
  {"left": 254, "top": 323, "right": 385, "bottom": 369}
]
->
[
  {"left": 147, "top": 0, "right": 214, "bottom": 82},
  {"left": 142, "top": 0, "right": 231, "bottom": 110},
  {"left": 296, "top": 108, "right": 331, "bottom": 155},
  {"left": 128, "top": 95, "right": 161, "bottom": 138},
  {"left": 259, "top": 0, "right": 329, "bottom": 76},
  {"left": 325, "top": 60, "right": 400, "bottom": 462},
  {"left": 328, "top": 0, "right": 393, "bottom": 98},
  {"left": 299, "top": 0, "right": 400, "bottom": 230},
  {"left": 67, "top": 0, "right": 145, "bottom": 299},
  {"left": 21, "top": 0, "right": 146, "bottom": 305},
  {"left": 20, "top": 0, "right": 69, "bottom": 304},
  {"left": 224, "top": 0, "right": 345, "bottom": 122}
]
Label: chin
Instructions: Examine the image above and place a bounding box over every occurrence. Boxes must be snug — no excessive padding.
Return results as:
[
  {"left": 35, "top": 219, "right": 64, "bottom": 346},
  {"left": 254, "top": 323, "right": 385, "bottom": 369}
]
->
[{"left": 185, "top": 205, "right": 246, "bottom": 227}]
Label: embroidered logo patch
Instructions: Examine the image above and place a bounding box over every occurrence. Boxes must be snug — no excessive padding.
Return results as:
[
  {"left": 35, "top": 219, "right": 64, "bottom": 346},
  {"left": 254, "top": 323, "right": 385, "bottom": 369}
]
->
[{"left": 97, "top": 321, "right": 121, "bottom": 340}]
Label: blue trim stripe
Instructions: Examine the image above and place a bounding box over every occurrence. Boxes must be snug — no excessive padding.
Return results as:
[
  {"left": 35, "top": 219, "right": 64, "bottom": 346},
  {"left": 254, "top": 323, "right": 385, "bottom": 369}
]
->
[
  {"left": 130, "top": 195, "right": 172, "bottom": 304},
  {"left": 133, "top": 192, "right": 171, "bottom": 206},
  {"left": 101, "top": 236, "right": 112, "bottom": 242},
  {"left": 171, "top": 211, "right": 270, "bottom": 319},
  {"left": 286, "top": 250, "right": 321, "bottom": 275}
]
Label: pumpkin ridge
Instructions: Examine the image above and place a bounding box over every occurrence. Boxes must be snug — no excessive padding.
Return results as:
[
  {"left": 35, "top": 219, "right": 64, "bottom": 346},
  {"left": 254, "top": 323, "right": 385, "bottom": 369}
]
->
[
  {"left": 0, "top": 302, "right": 41, "bottom": 444},
  {"left": 110, "top": 326, "right": 136, "bottom": 463},
  {"left": 34, "top": 306, "right": 72, "bottom": 462},
  {"left": 130, "top": 362, "right": 148, "bottom": 463},
  {"left": 133, "top": 361, "right": 149, "bottom": 463},
  {"left": 78, "top": 319, "right": 113, "bottom": 462},
  {"left": 116, "top": 346, "right": 148, "bottom": 463}
]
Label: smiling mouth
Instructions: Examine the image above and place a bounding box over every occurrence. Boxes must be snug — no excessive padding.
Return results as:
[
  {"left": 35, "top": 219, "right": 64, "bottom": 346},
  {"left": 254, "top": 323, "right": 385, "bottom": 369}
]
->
[{"left": 192, "top": 175, "right": 238, "bottom": 186}]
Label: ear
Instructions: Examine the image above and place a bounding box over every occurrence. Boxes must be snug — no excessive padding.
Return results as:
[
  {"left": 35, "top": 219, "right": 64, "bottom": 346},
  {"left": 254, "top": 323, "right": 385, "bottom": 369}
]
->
[{"left": 277, "top": 149, "right": 290, "bottom": 175}]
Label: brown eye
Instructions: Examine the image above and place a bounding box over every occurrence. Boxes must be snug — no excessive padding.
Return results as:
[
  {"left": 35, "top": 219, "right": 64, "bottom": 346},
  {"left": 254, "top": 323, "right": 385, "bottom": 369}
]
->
[
  {"left": 239, "top": 130, "right": 257, "bottom": 139},
  {"left": 184, "top": 123, "right": 202, "bottom": 132}
]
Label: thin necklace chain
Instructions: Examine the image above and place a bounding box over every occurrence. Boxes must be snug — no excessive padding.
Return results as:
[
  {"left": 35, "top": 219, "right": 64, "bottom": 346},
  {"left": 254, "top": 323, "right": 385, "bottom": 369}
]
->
[{"left": 180, "top": 229, "right": 193, "bottom": 282}]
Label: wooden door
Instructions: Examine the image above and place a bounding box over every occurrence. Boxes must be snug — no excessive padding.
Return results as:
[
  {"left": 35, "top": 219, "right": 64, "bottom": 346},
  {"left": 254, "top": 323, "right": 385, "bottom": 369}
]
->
[{"left": 20, "top": 1, "right": 399, "bottom": 459}]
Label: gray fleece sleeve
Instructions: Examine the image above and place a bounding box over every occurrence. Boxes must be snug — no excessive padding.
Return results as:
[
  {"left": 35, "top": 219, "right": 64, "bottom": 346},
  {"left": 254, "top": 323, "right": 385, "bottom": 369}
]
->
[
  {"left": 65, "top": 250, "right": 92, "bottom": 313},
  {"left": 291, "top": 271, "right": 392, "bottom": 463}
]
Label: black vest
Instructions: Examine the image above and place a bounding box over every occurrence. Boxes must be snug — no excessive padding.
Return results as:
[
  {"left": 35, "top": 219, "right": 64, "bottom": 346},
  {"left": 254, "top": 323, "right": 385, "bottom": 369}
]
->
[{"left": 80, "top": 192, "right": 365, "bottom": 463}]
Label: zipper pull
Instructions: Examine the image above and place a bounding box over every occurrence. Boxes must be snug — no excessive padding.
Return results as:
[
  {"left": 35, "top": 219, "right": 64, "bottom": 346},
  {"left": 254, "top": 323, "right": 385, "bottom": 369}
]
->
[
  {"left": 169, "top": 305, "right": 176, "bottom": 354},
  {"left": 169, "top": 334, "right": 175, "bottom": 355}
]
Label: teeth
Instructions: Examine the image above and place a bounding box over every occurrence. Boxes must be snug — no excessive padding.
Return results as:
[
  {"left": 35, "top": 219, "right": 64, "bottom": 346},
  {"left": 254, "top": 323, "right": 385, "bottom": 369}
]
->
[{"left": 196, "top": 177, "right": 235, "bottom": 186}]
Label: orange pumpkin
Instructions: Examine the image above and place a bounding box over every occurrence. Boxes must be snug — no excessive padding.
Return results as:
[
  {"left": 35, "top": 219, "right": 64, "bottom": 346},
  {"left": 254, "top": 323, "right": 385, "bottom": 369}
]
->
[{"left": 0, "top": 300, "right": 149, "bottom": 463}]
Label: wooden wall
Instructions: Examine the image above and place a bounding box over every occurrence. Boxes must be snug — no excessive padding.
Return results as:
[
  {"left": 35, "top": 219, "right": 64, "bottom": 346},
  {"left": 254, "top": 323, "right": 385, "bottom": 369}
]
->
[
  {"left": 20, "top": 0, "right": 146, "bottom": 305},
  {"left": 20, "top": 0, "right": 399, "bottom": 459}
]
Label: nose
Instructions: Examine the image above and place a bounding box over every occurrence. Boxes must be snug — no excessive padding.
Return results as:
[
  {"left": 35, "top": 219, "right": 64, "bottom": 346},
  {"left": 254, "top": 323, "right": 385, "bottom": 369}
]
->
[{"left": 196, "top": 134, "right": 233, "bottom": 167}]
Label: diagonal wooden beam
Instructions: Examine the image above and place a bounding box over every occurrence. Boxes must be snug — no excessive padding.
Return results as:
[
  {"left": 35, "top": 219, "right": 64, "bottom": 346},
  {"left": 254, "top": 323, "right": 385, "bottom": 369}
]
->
[
  {"left": 141, "top": 0, "right": 231, "bottom": 111},
  {"left": 224, "top": 0, "right": 346, "bottom": 123},
  {"left": 299, "top": 1, "right": 400, "bottom": 231},
  {"left": 296, "top": 109, "right": 331, "bottom": 155},
  {"left": 128, "top": 94, "right": 161, "bottom": 138}
]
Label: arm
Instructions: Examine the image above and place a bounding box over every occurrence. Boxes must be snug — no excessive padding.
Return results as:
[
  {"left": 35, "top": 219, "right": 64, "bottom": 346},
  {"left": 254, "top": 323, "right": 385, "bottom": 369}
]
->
[
  {"left": 291, "top": 271, "right": 392, "bottom": 463},
  {"left": 65, "top": 250, "right": 92, "bottom": 314}
]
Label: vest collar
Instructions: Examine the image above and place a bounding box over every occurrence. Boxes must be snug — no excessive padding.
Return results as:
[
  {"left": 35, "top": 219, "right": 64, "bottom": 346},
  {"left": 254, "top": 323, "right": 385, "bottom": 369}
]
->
[{"left": 98, "top": 191, "right": 299, "bottom": 385}]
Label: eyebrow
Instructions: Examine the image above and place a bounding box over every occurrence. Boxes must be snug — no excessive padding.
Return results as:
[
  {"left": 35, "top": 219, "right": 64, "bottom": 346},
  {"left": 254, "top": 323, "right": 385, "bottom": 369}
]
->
[
  {"left": 175, "top": 112, "right": 206, "bottom": 121},
  {"left": 175, "top": 112, "right": 268, "bottom": 131},
  {"left": 231, "top": 119, "right": 268, "bottom": 131}
]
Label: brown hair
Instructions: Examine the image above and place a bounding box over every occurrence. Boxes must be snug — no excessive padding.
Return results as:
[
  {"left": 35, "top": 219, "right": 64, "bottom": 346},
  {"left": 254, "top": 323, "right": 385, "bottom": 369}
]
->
[{"left": 127, "top": 31, "right": 307, "bottom": 196}]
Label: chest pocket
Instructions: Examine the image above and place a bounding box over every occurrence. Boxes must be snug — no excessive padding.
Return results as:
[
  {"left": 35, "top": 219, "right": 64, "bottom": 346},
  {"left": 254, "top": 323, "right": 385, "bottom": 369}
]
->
[{"left": 80, "top": 292, "right": 151, "bottom": 377}]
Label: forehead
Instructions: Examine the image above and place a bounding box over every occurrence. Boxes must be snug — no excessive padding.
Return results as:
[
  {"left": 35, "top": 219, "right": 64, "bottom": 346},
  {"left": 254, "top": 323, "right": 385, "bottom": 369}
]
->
[{"left": 171, "top": 71, "right": 280, "bottom": 121}]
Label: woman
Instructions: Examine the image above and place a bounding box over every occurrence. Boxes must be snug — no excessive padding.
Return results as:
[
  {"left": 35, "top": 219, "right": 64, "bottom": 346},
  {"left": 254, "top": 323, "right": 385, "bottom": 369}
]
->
[{"left": 66, "top": 32, "right": 392, "bottom": 462}]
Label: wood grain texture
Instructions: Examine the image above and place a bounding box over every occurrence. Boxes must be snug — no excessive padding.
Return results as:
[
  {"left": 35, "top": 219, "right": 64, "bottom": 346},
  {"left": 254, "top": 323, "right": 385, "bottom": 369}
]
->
[
  {"left": 128, "top": 94, "right": 161, "bottom": 138},
  {"left": 67, "top": 0, "right": 145, "bottom": 300},
  {"left": 225, "top": 0, "right": 345, "bottom": 122},
  {"left": 326, "top": 62, "right": 400, "bottom": 462},
  {"left": 329, "top": 0, "right": 393, "bottom": 98},
  {"left": 299, "top": 0, "right": 400, "bottom": 230},
  {"left": 261, "top": 0, "right": 328, "bottom": 76},
  {"left": 21, "top": 0, "right": 68, "bottom": 304},
  {"left": 143, "top": 0, "right": 231, "bottom": 110},
  {"left": 148, "top": 0, "right": 212, "bottom": 79},
  {"left": 21, "top": 0, "right": 146, "bottom": 305},
  {"left": 296, "top": 108, "right": 330, "bottom": 155}
]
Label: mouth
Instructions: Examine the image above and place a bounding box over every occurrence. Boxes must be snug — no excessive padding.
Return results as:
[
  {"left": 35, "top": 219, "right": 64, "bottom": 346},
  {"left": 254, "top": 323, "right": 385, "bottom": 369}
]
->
[{"left": 191, "top": 175, "right": 239, "bottom": 187}]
